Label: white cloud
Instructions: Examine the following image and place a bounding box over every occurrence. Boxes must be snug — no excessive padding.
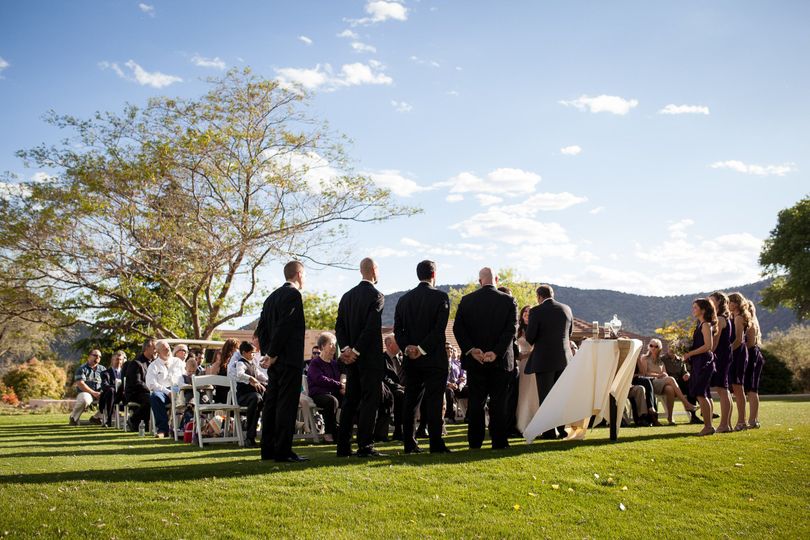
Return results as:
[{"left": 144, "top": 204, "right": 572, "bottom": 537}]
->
[
  {"left": 366, "top": 170, "right": 431, "bottom": 197},
  {"left": 667, "top": 219, "right": 694, "bottom": 239},
  {"left": 400, "top": 237, "right": 490, "bottom": 260},
  {"left": 275, "top": 64, "right": 332, "bottom": 90},
  {"left": 298, "top": 35, "right": 313, "bottom": 46},
  {"left": 589, "top": 206, "right": 605, "bottom": 215},
  {"left": 138, "top": 3, "right": 155, "bottom": 16},
  {"left": 559, "top": 94, "right": 639, "bottom": 115},
  {"left": 351, "top": 42, "right": 377, "bottom": 53},
  {"left": 710, "top": 160, "right": 797, "bottom": 177},
  {"left": 476, "top": 194, "right": 503, "bottom": 206},
  {"left": 0, "top": 181, "right": 31, "bottom": 200},
  {"left": 560, "top": 145, "right": 582, "bottom": 156},
  {"left": 31, "top": 172, "right": 56, "bottom": 183},
  {"left": 659, "top": 104, "right": 710, "bottom": 115},
  {"left": 0, "top": 56, "right": 9, "bottom": 75},
  {"left": 191, "top": 55, "right": 226, "bottom": 70},
  {"left": 410, "top": 55, "right": 441, "bottom": 68},
  {"left": 369, "top": 246, "right": 409, "bottom": 258},
  {"left": 339, "top": 62, "right": 392, "bottom": 86},
  {"left": 445, "top": 194, "right": 464, "bottom": 203},
  {"left": 502, "top": 192, "right": 588, "bottom": 214},
  {"left": 441, "top": 168, "right": 541, "bottom": 196},
  {"left": 390, "top": 100, "right": 412, "bottom": 113},
  {"left": 350, "top": 1, "right": 409, "bottom": 25},
  {"left": 99, "top": 60, "right": 182, "bottom": 88},
  {"left": 451, "top": 209, "right": 570, "bottom": 246},
  {"left": 337, "top": 29, "right": 360, "bottom": 39}
]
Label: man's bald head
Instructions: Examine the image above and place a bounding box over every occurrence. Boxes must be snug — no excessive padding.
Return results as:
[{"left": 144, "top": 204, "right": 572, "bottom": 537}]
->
[
  {"left": 360, "top": 257, "right": 378, "bottom": 283},
  {"left": 479, "top": 267, "right": 495, "bottom": 286}
]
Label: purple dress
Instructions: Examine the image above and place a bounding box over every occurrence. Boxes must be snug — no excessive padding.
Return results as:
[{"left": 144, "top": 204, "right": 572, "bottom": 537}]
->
[
  {"left": 710, "top": 316, "right": 732, "bottom": 389},
  {"left": 745, "top": 341, "right": 765, "bottom": 393},
  {"left": 688, "top": 322, "right": 715, "bottom": 399},
  {"left": 728, "top": 318, "right": 749, "bottom": 386}
]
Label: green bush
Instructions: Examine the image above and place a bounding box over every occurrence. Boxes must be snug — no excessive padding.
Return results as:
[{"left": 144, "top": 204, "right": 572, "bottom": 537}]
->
[
  {"left": 758, "top": 348, "right": 795, "bottom": 394},
  {"left": 763, "top": 324, "right": 810, "bottom": 393},
  {"left": 1, "top": 359, "right": 66, "bottom": 401}
]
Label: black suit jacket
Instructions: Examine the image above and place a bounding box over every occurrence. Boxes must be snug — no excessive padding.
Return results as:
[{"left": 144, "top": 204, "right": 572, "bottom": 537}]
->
[
  {"left": 524, "top": 298, "right": 573, "bottom": 374},
  {"left": 123, "top": 354, "right": 150, "bottom": 400},
  {"left": 255, "top": 282, "right": 306, "bottom": 371},
  {"left": 394, "top": 282, "right": 451, "bottom": 371},
  {"left": 335, "top": 281, "right": 385, "bottom": 371},
  {"left": 452, "top": 285, "right": 517, "bottom": 373}
]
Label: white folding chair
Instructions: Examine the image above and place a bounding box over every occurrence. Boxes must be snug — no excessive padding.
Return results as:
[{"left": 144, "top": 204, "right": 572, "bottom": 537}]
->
[
  {"left": 191, "top": 375, "right": 244, "bottom": 448},
  {"left": 121, "top": 377, "right": 143, "bottom": 431},
  {"left": 295, "top": 375, "right": 323, "bottom": 443}
]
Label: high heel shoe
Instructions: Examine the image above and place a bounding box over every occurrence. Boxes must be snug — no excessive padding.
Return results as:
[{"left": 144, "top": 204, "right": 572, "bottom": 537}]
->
[
  {"left": 698, "top": 427, "right": 716, "bottom": 436},
  {"left": 733, "top": 423, "right": 747, "bottom": 432},
  {"left": 747, "top": 421, "right": 760, "bottom": 429}
]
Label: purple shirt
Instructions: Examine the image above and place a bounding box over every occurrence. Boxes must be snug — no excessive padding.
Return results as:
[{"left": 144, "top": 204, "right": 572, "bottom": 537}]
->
[
  {"left": 306, "top": 358, "right": 342, "bottom": 397},
  {"left": 447, "top": 358, "right": 466, "bottom": 387}
]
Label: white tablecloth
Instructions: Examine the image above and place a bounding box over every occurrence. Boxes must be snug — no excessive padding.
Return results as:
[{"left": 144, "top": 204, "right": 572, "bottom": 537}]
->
[{"left": 524, "top": 339, "right": 641, "bottom": 443}]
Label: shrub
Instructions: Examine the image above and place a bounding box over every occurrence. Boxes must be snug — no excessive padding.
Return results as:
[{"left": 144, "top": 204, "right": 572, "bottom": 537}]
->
[
  {"left": 1, "top": 358, "right": 66, "bottom": 401},
  {"left": 758, "top": 348, "right": 795, "bottom": 394},
  {"left": 763, "top": 324, "right": 810, "bottom": 393},
  {"left": 0, "top": 382, "right": 20, "bottom": 406}
]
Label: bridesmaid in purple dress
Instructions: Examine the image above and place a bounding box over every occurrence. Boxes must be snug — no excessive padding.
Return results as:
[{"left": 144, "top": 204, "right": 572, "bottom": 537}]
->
[
  {"left": 744, "top": 300, "right": 765, "bottom": 429},
  {"left": 728, "top": 293, "right": 750, "bottom": 430},
  {"left": 682, "top": 298, "right": 716, "bottom": 436},
  {"left": 709, "top": 292, "right": 733, "bottom": 433}
]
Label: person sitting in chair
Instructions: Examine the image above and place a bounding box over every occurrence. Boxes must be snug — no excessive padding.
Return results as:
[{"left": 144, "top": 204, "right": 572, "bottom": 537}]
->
[
  {"left": 306, "top": 332, "right": 344, "bottom": 444},
  {"left": 231, "top": 341, "right": 268, "bottom": 448},
  {"left": 69, "top": 349, "right": 107, "bottom": 426}
]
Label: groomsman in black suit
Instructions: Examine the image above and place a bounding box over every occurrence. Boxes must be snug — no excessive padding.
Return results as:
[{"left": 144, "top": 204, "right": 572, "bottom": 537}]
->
[
  {"left": 524, "top": 284, "right": 573, "bottom": 440},
  {"left": 394, "top": 260, "right": 452, "bottom": 454},
  {"left": 335, "top": 257, "right": 386, "bottom": 458},
  {"left": 453, "top": 268, "right": 518, "bottom": 450},
  {"left": 256, "top": 261, "right": 308, "bottom": 462}
]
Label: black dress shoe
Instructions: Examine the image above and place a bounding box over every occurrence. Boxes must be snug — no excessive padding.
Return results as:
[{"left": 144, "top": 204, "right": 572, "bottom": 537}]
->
[
  {"left": 244, "top": 439, "right": 257, "bottom": 448},
  {"left": 336, "top": 450, "right": 355, "bottom": 457},
  {"left": 404, "top": 446, "right": 423, "bottom": 454},
  {"left": 356, "top": 449, "right": 386, "bottom": 458},
  {"left": 415, "top": 428, "right": 429, "bottom": 439},
  {"left": 492, "top": 444, "right": 510, "bottom": 450},
  {"left": 275, "top": 454, "right": 309, "bottom": 463},
  {"left": 557, "top": 431, "right": 567, "bottom": 439},
  {"left": 430, "top": 446, "right": 452, "bottom": 454}
]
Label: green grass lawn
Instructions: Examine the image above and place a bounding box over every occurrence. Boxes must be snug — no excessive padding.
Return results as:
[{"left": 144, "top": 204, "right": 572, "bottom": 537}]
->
[{"left": 1, "top": 400, "right": 808, "bottom": 539}]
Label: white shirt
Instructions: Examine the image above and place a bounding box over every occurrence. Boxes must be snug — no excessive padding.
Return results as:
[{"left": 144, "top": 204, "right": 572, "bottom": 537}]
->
[
  {"left": 145, "top": 356, "right": 185, "bottom": 394},
  {"left": 227, "top": 353, "right": 269, "bottom": 385}
]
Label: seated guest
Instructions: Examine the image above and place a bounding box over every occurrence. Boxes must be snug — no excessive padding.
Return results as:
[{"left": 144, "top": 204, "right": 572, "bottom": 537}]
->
[
  {"left": 231, "top": 341, "right": 268, "bottom": 447},
  {"left": 69, "top": 349, "right": 106, "bottom": 426},
  {"left": 661, "top": 346, "right": 701, "bottom": 424},
  {"left": 145, "top": 339, "right": 185, "bottom": 438},
  {"left": 124, "top": 339, "right": 156, "bottom": 432},
  {"left": 305, "top": 332, "right": 344, "bottom": 444},
  {"left": 382, "top": 335, "right": 405, "bottom": 440},
  {"left": 637, "top": 339, "right": 696, "bottom": 424},
  {"left": 99, "top": 350, "right": 126, "bottom": 427},
  {"left": 181, "top": 356, "right": 200, "bottom": 403},
  {"left": 306, "top": 345, "right": 322, "bottom": 371},
  {"left": 445, "top": 345, "right": 467, "bottom": 423},
  {"left": 627, "top": 380, "right": 659, "bottom": 426},
  {"left": 207, "top": 338, "right": 239, "bottom": 403}
]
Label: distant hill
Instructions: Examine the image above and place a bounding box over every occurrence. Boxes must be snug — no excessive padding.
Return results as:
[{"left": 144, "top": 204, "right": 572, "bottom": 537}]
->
[{"left": 379, "top": 279, "right": 799, "bottom": 338}]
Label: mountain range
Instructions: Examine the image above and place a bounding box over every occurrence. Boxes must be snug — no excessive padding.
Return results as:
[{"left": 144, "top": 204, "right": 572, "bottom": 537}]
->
[{"left": 379, "top": 279, "right": 798, "bottom": 338}]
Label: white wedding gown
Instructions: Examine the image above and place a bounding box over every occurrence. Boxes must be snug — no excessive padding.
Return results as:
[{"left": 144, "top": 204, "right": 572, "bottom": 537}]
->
[{"left": 515, "top": 336, "right": 539, "bottom": 433}]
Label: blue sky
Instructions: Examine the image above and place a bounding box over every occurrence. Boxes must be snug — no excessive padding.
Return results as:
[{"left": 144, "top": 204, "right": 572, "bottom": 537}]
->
[{"left": 1, "top": 1, "right": 808, "bottom": 326}]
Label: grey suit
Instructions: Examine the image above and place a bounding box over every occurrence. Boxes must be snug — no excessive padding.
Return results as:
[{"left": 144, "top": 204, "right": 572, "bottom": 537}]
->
[{"left": 524, "top": 298, "right": 573, "bottom": 438}]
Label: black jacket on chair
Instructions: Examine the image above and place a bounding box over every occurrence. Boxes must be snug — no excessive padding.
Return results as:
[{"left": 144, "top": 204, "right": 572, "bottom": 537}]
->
[
  {"left": 524, "top": 298, "right": 573, "bottom": 375},
  {"left": 394, "top": 282, "right": 451, "bottom": 371},
  {"left": 255, "top": 282, "right": 306, "bottom": 372},
  {"left": 335, "top": 280, "right": 385, "bottom": 370},
  {"left": 452, "top": 285, "right": 518, "bottom": 373}
]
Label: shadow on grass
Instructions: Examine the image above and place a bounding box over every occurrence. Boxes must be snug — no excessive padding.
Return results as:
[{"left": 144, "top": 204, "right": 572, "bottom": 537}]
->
[{"left": 0, "top": 424, "right": 696, "bottom": 485}]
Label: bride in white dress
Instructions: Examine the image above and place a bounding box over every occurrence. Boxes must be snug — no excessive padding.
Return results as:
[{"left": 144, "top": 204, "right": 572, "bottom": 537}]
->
[{"left": 515, "top": 305, "right": 540, "bottom": 433}]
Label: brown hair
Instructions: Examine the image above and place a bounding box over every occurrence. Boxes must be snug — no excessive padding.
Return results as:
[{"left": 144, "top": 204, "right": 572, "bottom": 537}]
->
[
  {"left": 710, "top": 291, "right": 730, "bottom": 319},
  {"left": 728, "top": 292, "right": 752, "bottom": 329},
  {"left": 220, "top": 338, "right": 239, "bottom": 369},
  {"left": 536, "top": 284, "right": 554, "bottom": 299},
  {"left": 283, "top": 260, "right": 303, "bottom": 280},
  {"left": 693, "top": 298, "right": 717, "bottom": 326},
  {"left": 745, "top": 300, "right": 762, "bottom": 346}
]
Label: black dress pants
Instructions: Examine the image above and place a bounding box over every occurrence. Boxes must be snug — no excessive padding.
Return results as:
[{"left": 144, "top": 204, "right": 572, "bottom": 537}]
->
[
  {"left": 337, "top": 363, "right": 383, "bottom": 454},
  {"left": 237, "top": 389, "right": 263, "bottom": 442},
  {"left": 260, "top": 363, "right": 301, "bottom": 460},
  {"left": 403, "top": 366, "right": 448, "bottom": 452},
  {"left": 466, "top": 368, "right": 510, "bottom": 449},
  {"left": 534, "top": 369, "right": 566, "bottom": 438}
]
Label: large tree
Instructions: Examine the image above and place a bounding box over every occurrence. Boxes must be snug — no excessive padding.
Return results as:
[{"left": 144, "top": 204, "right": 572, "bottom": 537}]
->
[
  {"left": 0, "top": 69, "right": 416, "bottom": 340},
  {"left": 759, "top": 196, "right": 810, "bottom": 320}
]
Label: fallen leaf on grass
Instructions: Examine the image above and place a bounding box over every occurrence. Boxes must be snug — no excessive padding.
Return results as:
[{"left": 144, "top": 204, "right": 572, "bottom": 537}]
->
[
  {"left": 551, "top": 484, "right": 560, "bottom": 490},
  {"left": 437, "top": 513, "right": 446, "bottom": 518},
  {"left": 513, "top": 504, "right": 521, "bottom": 511},
  {"left": 619, "top": 503, "right": 626, "bottom": 511},
  {"left": 593, "top": 473, "right": 600, "bottom": 479},
  {"left": 734, "top": 463, "right": 744, "bottom": 467},
  {"left": 621, "top": 486, "right": 628, "bottom": 491},
  {"left": 567, "top": 488, "right": 574, "bottom": 493},
  {"left": 528, "top": 492, "right": 538, "bottom": 497}
]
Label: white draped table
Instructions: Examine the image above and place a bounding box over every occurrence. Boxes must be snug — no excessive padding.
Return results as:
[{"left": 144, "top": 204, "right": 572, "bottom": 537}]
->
[{"left": 524, "top": 338, "right": 642, "bottom": 443}]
